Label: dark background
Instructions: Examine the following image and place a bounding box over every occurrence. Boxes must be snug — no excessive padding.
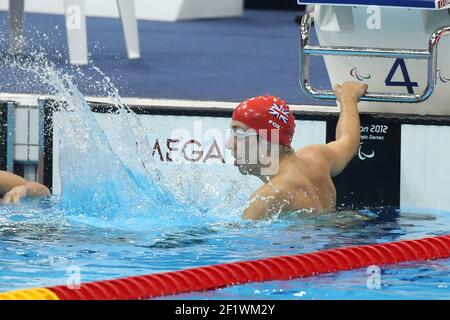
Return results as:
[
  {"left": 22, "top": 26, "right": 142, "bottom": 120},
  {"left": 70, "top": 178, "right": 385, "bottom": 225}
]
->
[
  {"left": 0, "top": 102, "right": 8, "bottom": 171},
  {"left": 245, "top": 0, "right": 304, "bottom": 10},
  {"left": 326, "top": 116, "right": 402, "bottom": 209}
]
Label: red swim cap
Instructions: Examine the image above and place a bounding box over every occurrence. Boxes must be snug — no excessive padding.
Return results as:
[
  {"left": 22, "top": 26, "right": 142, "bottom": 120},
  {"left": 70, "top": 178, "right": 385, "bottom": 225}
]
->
[{"left": 232, "top": 95, "right": 296, "bottom": 146}]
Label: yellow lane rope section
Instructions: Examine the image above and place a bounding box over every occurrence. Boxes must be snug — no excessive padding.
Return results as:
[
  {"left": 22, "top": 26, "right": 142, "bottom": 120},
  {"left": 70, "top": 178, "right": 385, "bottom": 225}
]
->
[{"left": 0, "top": 288, "right": 59, "bottom": 300}]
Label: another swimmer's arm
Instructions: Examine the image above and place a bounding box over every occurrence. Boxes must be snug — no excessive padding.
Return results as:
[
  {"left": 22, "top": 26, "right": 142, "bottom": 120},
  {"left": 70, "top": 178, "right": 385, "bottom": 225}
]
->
[
  {"left": 0, "top": 171, "right": 27, "bottom": 194},
  {"left": 325, "top": 82, "right": 368, "bottom": 177},
  {"left": 0, "top": 171, "right": 50, "bottom": 203},
  {"left": 243, "top": 184, "right": 285, "bottom": 220}
]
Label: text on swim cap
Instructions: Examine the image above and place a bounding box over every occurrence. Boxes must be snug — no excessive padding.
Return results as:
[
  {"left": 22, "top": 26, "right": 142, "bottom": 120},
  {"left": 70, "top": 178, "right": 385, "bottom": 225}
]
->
[{"left": 268, "top": 120, "right": 281, "bottom": 129}]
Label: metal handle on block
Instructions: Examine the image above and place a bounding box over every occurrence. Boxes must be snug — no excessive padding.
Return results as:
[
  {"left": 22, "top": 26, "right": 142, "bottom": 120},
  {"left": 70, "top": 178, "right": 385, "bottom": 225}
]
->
[{"left": 299, "top": 13, "right": 450, "bottom": 103}]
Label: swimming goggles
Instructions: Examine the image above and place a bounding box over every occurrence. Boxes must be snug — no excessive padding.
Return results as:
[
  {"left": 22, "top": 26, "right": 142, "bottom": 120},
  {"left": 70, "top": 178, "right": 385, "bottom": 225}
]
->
[{"left": 229, "top": 128, "right": 258, "bottom": 141}]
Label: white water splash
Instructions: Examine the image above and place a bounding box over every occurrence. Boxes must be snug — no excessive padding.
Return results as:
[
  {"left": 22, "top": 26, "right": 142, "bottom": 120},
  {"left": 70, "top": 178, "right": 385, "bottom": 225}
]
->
[{"left": 1, "top": 52, "right": 248, "bottom": 229}]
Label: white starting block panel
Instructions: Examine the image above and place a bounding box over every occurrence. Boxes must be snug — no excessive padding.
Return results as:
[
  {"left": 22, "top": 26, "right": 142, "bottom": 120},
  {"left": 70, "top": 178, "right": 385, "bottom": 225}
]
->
[
  {"left": 299, "top": 0, "right": 450, "bottom": 115},
  {"left": 0, "top": 0, "right": 244, "bottom": 21},
  {"left": 299, "top": 0, "right": 450, "bottom": 10}
]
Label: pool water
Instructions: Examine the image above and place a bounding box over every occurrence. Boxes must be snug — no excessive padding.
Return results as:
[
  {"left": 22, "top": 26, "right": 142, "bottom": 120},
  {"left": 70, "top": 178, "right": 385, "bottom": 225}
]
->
[
  {"left": 1, "top": 200, "right": 450, "bottom": 299},
  {"left": 0, "top": 48, "right": 449, "bottom": 300}
]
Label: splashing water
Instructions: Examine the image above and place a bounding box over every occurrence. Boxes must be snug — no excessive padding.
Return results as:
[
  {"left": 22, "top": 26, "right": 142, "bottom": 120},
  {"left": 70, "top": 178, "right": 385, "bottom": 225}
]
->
[{"left": 1, "top": 52, "right": 249, "bottom": 230}]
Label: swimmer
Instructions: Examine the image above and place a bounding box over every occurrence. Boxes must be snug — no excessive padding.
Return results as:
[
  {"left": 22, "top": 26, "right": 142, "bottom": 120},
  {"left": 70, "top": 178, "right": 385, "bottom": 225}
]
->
[
  {"left": 226, "top": 81, "right": 368, "bottom": 220},
  {"left": 0, "top": 170, "right": 50, "bottom": 204}
]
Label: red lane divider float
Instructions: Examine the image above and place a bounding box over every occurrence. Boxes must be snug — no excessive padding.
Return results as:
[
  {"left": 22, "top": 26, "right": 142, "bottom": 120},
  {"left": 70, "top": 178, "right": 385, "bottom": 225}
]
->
[{"left": 3, "top": 234, "right": 450, "bottom": 300}]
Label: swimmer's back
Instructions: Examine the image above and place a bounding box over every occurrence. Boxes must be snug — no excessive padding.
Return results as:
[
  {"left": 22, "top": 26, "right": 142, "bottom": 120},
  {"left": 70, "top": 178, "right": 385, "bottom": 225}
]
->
[{"left": 275, "top": 145, "right": 337, "bottom": 213}]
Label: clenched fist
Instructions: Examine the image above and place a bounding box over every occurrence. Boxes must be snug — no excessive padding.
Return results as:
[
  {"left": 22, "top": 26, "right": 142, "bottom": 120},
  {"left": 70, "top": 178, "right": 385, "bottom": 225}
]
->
[{"left": 333, "top": 81, "right": 368, "bottom": 102}]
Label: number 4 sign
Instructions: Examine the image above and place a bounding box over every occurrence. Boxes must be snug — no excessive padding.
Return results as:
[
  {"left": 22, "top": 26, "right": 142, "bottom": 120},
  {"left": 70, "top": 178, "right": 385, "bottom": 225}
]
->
[{"left": 385, "top": 58, "right": 418, "bottom": 94}]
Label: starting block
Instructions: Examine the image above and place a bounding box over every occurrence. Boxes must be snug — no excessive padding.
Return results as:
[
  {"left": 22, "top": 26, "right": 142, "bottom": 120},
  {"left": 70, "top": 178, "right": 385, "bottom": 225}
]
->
[{"left": 298, "top": 0, "right": 450, "bottom": 115}]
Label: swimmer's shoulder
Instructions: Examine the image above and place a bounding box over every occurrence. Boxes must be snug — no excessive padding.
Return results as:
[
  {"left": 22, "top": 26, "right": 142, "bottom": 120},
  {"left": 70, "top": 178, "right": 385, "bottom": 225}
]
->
[
  {"left": 269, "top": 172, "right": 309, "bottom": 197},
  {"left": 254, "top": 177, "right": 291, "bottom": 200},
  {"left": 264, "top": 176, "right": 318, "bottom": 212},
  {"left": 295, "top": 144, "right": 329, "bottom": 158},
  {"left": 295, "top": 144, "right": 333, "bottom": 170}
]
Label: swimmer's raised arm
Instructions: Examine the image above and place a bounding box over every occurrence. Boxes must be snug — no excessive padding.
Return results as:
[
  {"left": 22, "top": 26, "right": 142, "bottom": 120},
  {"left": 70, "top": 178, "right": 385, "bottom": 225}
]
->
[
  {"left": 324, "top": 82, "right": 367, "bottom": 177},
  {"left": 0, "top": 170, "right": 50, "bottom": 204}
]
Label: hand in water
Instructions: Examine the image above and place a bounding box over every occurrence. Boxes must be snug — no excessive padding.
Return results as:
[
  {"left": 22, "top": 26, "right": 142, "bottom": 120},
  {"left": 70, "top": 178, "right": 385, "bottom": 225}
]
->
[
  {"left": 2, "top": 185, "right": 27, "bottom": 204},
  {"left": 333, "top": 81, "right": 368, "bottom": 102}
]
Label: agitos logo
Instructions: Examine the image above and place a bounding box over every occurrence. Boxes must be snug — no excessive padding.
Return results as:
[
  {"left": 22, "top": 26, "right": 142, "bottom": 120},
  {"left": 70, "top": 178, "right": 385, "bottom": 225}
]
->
[
  {"left": 151, "top": 138, "right": 225, "bottom": 163},
  {"left": 437, "top": 69, "right": 450, "bottom": 83},
  {"left": 358, "top": 142, "right": 375, "bottom": 161},
  {"left": 350, "top": 67, "right": 371, "bottom": 81}
]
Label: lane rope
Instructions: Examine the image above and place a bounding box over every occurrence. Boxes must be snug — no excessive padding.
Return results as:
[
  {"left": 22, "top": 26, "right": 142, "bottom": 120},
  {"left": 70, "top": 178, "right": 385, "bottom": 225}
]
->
[
  {"left": 0, "top": 288, "right": 59, "bottom": 300},
  {"left": 1, "top": 234, "right": 449, "bottom": 300}
]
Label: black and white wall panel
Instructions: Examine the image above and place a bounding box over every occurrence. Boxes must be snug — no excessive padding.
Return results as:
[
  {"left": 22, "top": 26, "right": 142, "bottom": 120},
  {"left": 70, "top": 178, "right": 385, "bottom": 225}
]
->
[
  {"left": 400, "top": 124, "right": 450, "bottom": 212},
  {"left": 0, "top": 101, "right": 9, "bottom": 171},
  {"left": 13, "top": 103, "right": 40, "bottom": 180},
  {"left": 0, "top": 101, "right": 15, "bottom": 173},
  {"left": 30, "top": 99, "right": 450, "bottom": 213}
]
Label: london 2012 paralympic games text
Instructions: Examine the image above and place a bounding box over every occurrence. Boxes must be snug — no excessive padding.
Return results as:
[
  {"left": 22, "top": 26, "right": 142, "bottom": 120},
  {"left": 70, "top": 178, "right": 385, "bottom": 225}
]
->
[{"left": 175, "top": 304, "right": 276, "bottom": 317}]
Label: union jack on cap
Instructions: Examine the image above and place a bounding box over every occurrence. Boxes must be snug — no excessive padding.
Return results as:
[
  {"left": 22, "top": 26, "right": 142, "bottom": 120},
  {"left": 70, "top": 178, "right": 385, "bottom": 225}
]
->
[{"left": 268, "top": 103, "right": 290, "bottom": 125}]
